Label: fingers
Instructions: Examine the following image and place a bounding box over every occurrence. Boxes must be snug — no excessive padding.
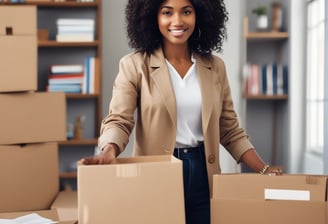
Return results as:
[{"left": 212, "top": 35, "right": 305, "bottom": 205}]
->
[
  {"left": 268, "top": 168, "right": 283, "bottom": 176},
  {"left": 78, "top": 155, "right": 117, "bottom": 165},
  {"left": 79, "top": 156, "right": 104, "bottom": 165}
]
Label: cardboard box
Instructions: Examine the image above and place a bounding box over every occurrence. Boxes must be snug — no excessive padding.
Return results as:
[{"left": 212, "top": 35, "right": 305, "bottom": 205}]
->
[
  {"left": 0, "top": 142, "right": 59, "bottom": 212},
  {"left": 78, "top": 155, "right": 185, "bottom": 224},
  {"left": 0, "top": 6, "right": 37, "bottom": 92},
  {"left": 51, "top": 190, "right": 78, "bottom": 223},
  {"left": 0, "top": 92, "right": 66, "bottom": 144},
  {"left": 211, "top": 173, "right": 328, "bottom": 224}
]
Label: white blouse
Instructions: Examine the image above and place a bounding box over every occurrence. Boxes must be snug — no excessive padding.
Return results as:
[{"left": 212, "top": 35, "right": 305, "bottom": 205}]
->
[{"left": 165, "top": 57, "right": 204, "bottom": 148}]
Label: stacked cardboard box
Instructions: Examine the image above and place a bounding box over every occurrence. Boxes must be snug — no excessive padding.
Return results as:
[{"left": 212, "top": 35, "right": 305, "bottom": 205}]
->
[
  {"left": 211, "top": 173, "right": 328, "bottom": 224},
  {"left": 78, "top": 155, "right": 186, "bottom": 224},
  {"left": 0, "top": 5, "right": 76, "bottom": 223}
]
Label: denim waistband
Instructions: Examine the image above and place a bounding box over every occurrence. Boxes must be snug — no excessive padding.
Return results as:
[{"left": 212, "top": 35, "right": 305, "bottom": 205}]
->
[{"left": 174, "top": 142, "right": 204, "bottom": 159}]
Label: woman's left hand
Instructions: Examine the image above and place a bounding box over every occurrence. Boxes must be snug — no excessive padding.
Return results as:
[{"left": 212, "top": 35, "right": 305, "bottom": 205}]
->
[{"left": 266, "top": 166, "right": 283, "bottom": 175}]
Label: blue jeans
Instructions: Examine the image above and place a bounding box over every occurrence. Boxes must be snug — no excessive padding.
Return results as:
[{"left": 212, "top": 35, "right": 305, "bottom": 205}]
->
[{"left": 173, "top": 143, "right": 210, "bottom": 224}]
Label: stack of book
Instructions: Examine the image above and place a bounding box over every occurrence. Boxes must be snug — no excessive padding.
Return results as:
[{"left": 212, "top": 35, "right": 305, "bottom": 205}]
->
[
  {"left": 242, "top": 63, "right": 288, "bottom": 96},
  {"left": 82, "top": 56, "right": 97, "bottom": 94},
  {"left": 56, "top": 18, "right": 95, "bottom": 42},
  {"left": 47, "top": 64, "right": 84, "bottom": 93}
]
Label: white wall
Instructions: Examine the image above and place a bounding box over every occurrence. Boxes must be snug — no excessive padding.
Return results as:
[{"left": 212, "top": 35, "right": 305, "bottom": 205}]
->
[
  {"left": 289, "top": 0, "right": 307, "bottom": 173},
  {"left": 216, "top": 0, "right": 245, "bottom": 173},
  {"left": 101, "top": 0, "right": 133, "bottom": 157}
]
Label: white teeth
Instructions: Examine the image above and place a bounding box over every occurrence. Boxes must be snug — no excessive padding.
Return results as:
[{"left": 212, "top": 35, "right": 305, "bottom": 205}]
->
[{"left": 170, "top": 30, "right": 184, "bottom": 33}]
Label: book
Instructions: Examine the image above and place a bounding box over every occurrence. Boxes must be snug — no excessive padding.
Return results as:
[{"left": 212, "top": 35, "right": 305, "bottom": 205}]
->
[
  {"left": 261, "top": 64, "right": 267, "bottom": 95},
  {"left": 49, "top": 73, "right": 84, "bottom": 79},
  {"left": 250, "top": 64, "right": 261, "bottom": 95},
  {"left": 47, "top": 83, "right": 82, "bottom": 93},
  {"left": 57, "top": 25, "right": 94, "bottom": 34},
  {"left": 282, "top": 65, "right": 288, "bottom": 94},
  {"left": 277, "top": 64, "right": 284, "bottom": 95},
  {"left": 48, "top": 77, "right": 84, "bottom": 85},
  {"left": 50, "top": 64, "right": 84, "bottom": 74},
  {"left": 56, "top": 33, "right": 94, "bottom": 42},
  {"left": 82, "top": 56, "right": 97, "bottom": 94},
  {"left": 272, "top": 64, "right": 278, "bottom": 95},
  {"left": 56, "top": 18, "right": 95, "bottom": 26},
  {"left": 266, "top": 64, "right": 273, "bottom": 95}
]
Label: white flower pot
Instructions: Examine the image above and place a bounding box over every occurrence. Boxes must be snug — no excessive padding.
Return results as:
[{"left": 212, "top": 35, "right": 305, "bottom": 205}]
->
[{"left": 257, "top": 15, "right": 268, "bottom": 31}]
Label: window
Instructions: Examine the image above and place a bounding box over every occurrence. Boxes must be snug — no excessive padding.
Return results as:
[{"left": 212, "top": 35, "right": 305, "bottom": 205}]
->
[{"left": 305, "top": 0, "right": 325, "bottom": 155}]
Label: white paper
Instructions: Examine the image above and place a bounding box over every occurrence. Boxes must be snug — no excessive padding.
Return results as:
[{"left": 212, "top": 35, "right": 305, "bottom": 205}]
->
[
  {"left": 264, "top": 188, "right": 310, "bottom": 201},
  {"left": 0, "top": 213, "right": 57, "bottom": 224}
]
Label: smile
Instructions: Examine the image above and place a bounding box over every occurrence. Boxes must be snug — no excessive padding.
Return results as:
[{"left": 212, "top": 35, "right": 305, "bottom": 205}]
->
[{"left": 169, "top": 29, "right": 187, "bottom": 34}]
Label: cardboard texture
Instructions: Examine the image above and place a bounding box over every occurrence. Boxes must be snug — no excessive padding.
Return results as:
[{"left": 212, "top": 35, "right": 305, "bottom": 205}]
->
[
  {"left": 78, "top": 155, "right": 185, "bottom": 224},
  {"left": 211, "top": 173, "right": 328, "bottom": 224},
  {"left": 0, "top": 92, "right": 66, "bottom": 144},
  {"left": 51, "top": 190, "right": 78, "bottom": 223},
  {"left": 0, "top": 143, "right": 59, "bottom": 212},
  {"left": 0, "top": 6, "right": 37, "bottom": 92}
]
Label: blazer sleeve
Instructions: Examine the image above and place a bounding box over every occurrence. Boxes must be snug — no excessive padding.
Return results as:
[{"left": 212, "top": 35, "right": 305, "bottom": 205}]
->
[
  {"left": 98, "top": 54, "right": 140, "bottom": 153},
  {"left": 217, "top": 58, "right": 254, "bottom": 162}
]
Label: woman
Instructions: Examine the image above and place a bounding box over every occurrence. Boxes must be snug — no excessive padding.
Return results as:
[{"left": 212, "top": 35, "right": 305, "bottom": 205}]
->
[{"left": 81, "top": 0, "right": 282, "bottom": 223}]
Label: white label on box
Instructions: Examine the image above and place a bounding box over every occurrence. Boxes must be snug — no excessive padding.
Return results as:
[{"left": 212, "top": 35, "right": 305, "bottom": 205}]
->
[{"left": 264, "top": 189, "right": 310, "bottom": 201}]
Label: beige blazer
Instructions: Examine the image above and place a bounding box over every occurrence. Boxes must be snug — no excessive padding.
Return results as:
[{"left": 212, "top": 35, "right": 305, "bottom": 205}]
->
[{"left": 99, "top": 47, "right": 253, "bottom": 194}]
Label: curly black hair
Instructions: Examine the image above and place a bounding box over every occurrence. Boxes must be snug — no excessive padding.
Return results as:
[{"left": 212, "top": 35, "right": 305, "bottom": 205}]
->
[{"left": 125, "top": 0, "right": 229, "bottom": 56}]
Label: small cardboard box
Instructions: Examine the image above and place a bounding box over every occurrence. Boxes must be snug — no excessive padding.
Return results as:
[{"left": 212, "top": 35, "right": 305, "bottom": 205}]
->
[
  {"left": 211, "top": 173, "right": 328, "bottom": 224},
  {"left": 0, "top": 6, "right": 37, "bottom": 92},
  {"left": 0, "top": 142, "right": 59, "bottom": 212},
  {"left": 78, "top": 155, "right": 185, "bottom": 224},
  {"left": 0, "top": 92, "right": 66, "bottom": 144}
]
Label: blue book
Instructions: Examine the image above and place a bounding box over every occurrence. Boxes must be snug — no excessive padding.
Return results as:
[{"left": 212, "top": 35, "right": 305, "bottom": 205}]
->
[
  {"left": 283, "top": 65, "right": 288, "bottom": 94},
  {"left": 261, "top": 64, "right": 267, "bottom": 95},
  {"left": 272, "top": 64, "right": 278, "bottom": 95}
]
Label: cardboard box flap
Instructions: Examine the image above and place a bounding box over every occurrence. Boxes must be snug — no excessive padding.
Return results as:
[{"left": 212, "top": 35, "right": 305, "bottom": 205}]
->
[
  {"left": 78, "top": 155, "right": 181, "bottom": 177},
  {"left": 0, "top": 143, "right": 59, "bottom": 212},
  {"left": 114, "top": 154, "right": 180, "bottom": 164},
  {"left": 0, "top": 6, "right": 36, "bottom": 35},
  {"left": 212, "top": 174, "right": 328, "bottom": 201},
  {"left": 51, "top": 190, "right": 77, "bottom": 222}
]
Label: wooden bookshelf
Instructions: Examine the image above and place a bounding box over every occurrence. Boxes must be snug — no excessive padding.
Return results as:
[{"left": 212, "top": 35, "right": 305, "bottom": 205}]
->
[
  {"left": 241, "top": 3, "right": 290, "bottom": 173},
  {"left": 244, "top": 16, "right": 289, "bottom": 40}
]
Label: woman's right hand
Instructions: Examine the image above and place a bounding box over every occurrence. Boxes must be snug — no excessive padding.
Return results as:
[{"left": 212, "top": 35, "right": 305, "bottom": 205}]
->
[{"left": 78, "top": 143, "right": 119, "bottom": 165}]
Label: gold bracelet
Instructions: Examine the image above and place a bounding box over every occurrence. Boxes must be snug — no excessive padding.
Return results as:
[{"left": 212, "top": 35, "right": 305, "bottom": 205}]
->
[{"left": 259, "top": 165, "right": 269, "bottom": 174}]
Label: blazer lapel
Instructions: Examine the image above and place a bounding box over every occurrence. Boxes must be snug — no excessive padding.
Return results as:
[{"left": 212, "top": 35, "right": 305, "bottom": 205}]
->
[
  {"left": 149, "top": 48, "right": 177, "bottom": 127},
  {"left": 195, "top": 55, "right": 214, "bottom": 133}
]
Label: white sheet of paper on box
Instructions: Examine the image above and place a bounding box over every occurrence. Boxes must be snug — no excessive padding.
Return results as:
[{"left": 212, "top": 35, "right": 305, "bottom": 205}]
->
[
  {"left": 0, "top": 213, "right": 57, "bottom": 224},
  {"left": 264, "top": 189, "right": 310, "bottom": 201}
]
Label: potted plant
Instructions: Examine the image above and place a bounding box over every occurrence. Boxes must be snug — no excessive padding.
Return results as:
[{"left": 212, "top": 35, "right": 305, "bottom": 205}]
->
[{"left": 252, "top": 6, "right": 268, "bottom": 31}]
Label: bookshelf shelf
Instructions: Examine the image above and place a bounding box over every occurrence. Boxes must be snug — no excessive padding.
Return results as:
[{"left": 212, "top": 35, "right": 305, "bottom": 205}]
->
[
  {"left": 243, "top": 16, "right": 289, "bottom": 40},
  {"left": 38, "top": 40, "right": 99, "bottom": 47},
  {"left": 246, "top": 32, "right": 289, "bottom": 40},
  {"left": 59, "top": 139, "right": 98, "bottom": 146},
  {"left": 1, "top": 2, "right": 99, "bottom": 7},
  {"left": 243, "top": 94, "right": 288, "bottom": 100},
  {"left": 60, "top": 172, "right": 77, "bottom": 179},
  {"left": 66, "top": 93, "right": 99, "bottom": 99}
]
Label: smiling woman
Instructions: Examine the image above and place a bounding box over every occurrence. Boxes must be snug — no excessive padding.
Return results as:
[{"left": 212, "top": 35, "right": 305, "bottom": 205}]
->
[{"left": 80, "top": 0, "right": 280, "bottom": 224}]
